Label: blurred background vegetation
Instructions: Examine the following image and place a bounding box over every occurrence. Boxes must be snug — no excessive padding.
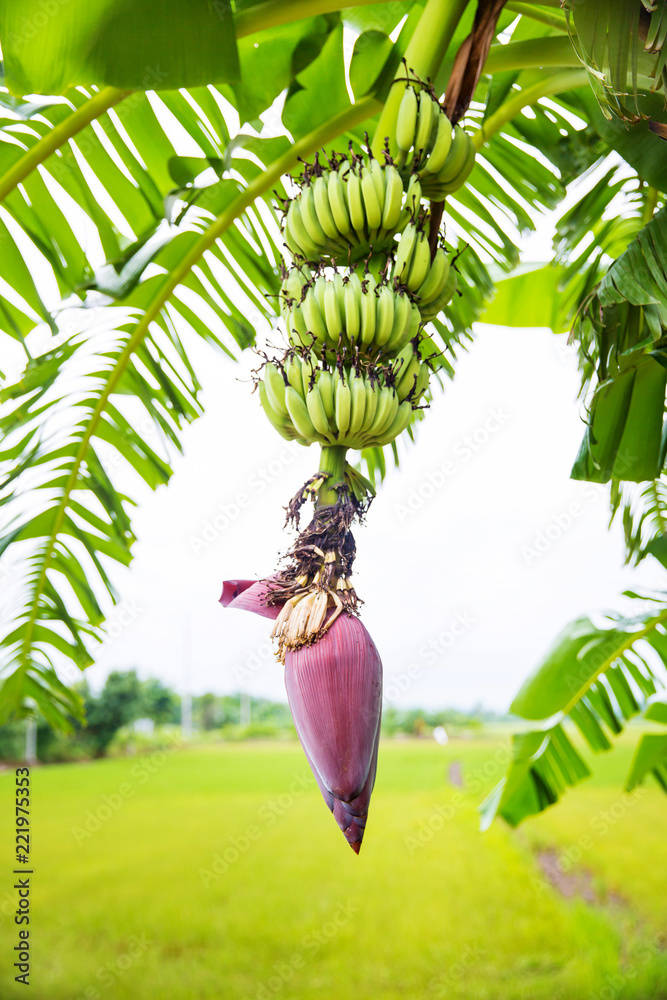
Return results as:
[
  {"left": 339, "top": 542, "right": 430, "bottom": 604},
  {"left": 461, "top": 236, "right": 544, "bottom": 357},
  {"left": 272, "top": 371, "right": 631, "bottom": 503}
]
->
[{"left": 0, "top": 672, "right": 507, "bottom": 764}]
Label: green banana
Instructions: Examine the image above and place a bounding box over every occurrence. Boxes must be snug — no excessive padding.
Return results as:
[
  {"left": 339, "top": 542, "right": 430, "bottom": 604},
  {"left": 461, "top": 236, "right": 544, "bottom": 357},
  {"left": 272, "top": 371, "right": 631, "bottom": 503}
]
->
[
  {"left": 323, "top": 278, "right": 343, "bottom": 341},
  {"left": 421, "top": 268, "right": 457, "bottom": 320},
  {"left": 259, "top": 382, "right": 301, "bottom": 442},
  {"left": 375, "top": 284, "right": 395, "bottom": 348},
  {"left": 394, "top": 223, "right": 418, "bottom": 284},
  {"left": 416, "top": 247, "right": 450, "bottom": 305},
  {"left": 362, "top": 380, "right": 379, "bottom": 430},
  {"left": 285, "top": 355, "right": 304, "bottom": 392},
  {"left": 347, "top": 374, "right": 368, "bottom": 440},
  {"left": 302, "top": 285, "right": 327, "bottom": 341},
  {"left": 361, "top": 163, "right": 383, "bottom": 233},
  {"left": 399, "top": 175, "right": 423, "bottom": 228},
  {"left": 281, "top": 268, "right": 307, "bottom": 308},
  {"left": 360, "top": 275, "right": 378, "bottom": 347},
  {"left": 414, "top": 90, "right": 436, "bottom": 164},
  {"left": 438, "top": 135, "right": 476, "bottom": 193},
  {"left": 335, "top": 377, "right": 352, "bottom": 436},
  {"left": 435, "top": 125, "right": 469, "bottom": 185},
  {"left": 412, "top": 364, "right": 430, "bottom": 402},
  {"left": 306, "top": 385, "right": 334, "bottom": 440},
  {"left": 406, "top": 229, "right": 431, "bottom": 292},
  {"left": 284, "top": 201, "right": 309, "bottom": 259},
  {"left": 263, "top": 362, "right": 286, "bottom": 414},
  {"left": 300, "top": 353, "right": 315, "bottom": 398},
  {"left": 423, "top": 110, "right": 452, "bottom": 175},
  {"left": 408, "top": 301, "right": 422, "bottom": 337},
  {"left": 381, "top": 164, "right": 404, "bottom": 233},
  {"left": 393, "top": 344, "right": 414, "bottom": 381},
  {"left": 370, "top": 387, "right": 399, "bottom": 438},
  {"left": 300, "top": 184, "right": 328, "bottom": 248},
  {"left": 346, "top": 168, "right": 366, "bottom": 236},
  {"left": 343, "top": 273, "right": 362, "bottom": 343},
  {"left": 370, "top": 158, "right": 386, "bottom": 208},
  {"left": 396, "top": 87, "right": 418, "bottom": 153},
  {"left": 396, "top": 352, "right": 421, "bottom": 400},
  {"left": 328, "top": 169, "right": 353, "bottom": 241},
  {"left": 317, "top": 370, "right": 336, "bottom": 425},
  {"left": 285, "top": 385, "right": 317, "bottom": 441},
  {"left": 312, "top": 174, "right": 340, "bottom": 241},
  {"left": 373, "top": 400, "right": 413, "bottom": 446},
  {"left": 383, "top": 292, "right": 413, "bottom": 354},
  {"left": 287, "top": 301, "right": 311, "bottom": 348}
]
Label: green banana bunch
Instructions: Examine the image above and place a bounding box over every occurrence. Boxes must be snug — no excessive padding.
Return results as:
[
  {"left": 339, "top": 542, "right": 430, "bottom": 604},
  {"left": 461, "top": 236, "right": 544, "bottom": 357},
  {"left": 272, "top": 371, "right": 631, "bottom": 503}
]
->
[
  {"left": 258, "top": 356, "right": 418, "bottom": 450},
  {"left": 280, "top": 268, "right": 421, "bottom": 357},
  {"left": 393, "top": 84, "right": 476, "bottom": 197},
  {"left": 283, "top": 159, "right": 412, "bottom": 264}
]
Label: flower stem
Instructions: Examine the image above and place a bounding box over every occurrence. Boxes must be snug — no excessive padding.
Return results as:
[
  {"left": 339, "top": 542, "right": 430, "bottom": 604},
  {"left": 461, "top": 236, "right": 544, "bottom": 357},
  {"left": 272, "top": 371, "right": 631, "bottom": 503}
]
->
[
  {"left": 473, "top": 69, "right": 587, "bottom": 149},
  {"left": 371, "top": 0, "right": 471, "bottom": 158},
  {"left": 317, "top": 446, "right": 348, "bottom": 506}
]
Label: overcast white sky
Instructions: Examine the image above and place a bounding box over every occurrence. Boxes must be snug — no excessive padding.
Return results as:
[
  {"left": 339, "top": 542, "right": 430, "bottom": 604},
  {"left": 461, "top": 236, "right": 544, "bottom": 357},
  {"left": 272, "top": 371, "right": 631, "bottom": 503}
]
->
[{"left": 80, "top": 311, "right": 662, "bottom": 710}]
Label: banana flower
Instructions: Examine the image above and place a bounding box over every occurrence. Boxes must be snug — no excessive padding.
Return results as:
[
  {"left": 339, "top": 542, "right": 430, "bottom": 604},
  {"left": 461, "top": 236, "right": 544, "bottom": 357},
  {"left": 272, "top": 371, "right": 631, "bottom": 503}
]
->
[{"left": 221, "top": 579, "right": 382, "bottom": 852}]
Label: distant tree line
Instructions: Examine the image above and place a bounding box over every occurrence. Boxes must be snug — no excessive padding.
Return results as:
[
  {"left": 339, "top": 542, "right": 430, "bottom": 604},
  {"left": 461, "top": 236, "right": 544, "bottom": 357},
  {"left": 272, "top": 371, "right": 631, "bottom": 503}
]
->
[{"left": 0, "top": 671, "right": 506, "bottom": 763}]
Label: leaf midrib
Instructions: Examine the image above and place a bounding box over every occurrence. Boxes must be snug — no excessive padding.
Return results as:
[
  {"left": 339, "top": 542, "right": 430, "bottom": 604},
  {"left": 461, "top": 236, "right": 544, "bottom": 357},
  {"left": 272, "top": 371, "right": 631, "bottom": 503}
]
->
[
  {"left": 19, "top": 95, "right": 380, "bottom": 665},
  {"left": 558, "top": 607, "right": 667, "bottom": 721}
]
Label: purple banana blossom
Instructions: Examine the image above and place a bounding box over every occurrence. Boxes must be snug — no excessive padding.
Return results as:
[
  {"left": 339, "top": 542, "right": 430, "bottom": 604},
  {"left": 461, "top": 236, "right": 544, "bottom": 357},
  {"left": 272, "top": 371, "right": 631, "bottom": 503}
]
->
[{"left": 220, "top": 579, "right": 382, "bottom": 853}]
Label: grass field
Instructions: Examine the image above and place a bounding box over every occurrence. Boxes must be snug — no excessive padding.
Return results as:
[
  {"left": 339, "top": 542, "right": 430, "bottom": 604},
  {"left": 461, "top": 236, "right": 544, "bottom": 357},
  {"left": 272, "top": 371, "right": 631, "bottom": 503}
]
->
[{"left": 1, "top": 734, "right": 665, "bottom": 999}]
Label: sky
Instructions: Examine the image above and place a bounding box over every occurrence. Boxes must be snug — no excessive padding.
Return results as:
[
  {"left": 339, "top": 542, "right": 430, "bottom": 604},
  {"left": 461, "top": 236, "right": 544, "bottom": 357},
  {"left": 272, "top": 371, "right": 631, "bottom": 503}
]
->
[{"left": 81, "top": 315, "right": 663, "bottom": 711}]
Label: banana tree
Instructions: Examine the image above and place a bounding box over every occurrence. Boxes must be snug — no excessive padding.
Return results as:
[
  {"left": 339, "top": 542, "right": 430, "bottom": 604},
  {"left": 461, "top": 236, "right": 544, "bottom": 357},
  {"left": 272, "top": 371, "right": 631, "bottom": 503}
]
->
[{"left": 0, "top": 0, "right": 665, "bottom": 847}]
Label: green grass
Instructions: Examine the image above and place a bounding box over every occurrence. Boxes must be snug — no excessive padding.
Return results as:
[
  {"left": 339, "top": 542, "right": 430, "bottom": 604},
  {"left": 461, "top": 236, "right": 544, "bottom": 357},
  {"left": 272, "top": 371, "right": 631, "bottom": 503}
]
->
[{"left": 0, "top": 735, "right": 665, "bottom": 999}]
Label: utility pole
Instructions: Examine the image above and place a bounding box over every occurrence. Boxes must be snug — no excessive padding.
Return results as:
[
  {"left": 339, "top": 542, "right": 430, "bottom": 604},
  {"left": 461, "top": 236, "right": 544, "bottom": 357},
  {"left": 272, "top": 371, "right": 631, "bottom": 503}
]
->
[
  {"left": 25, "top": 717, "right": 37, "bottom": 764},
  {"left": 181, "top": 616, "right": 192, "bottom": 740}
]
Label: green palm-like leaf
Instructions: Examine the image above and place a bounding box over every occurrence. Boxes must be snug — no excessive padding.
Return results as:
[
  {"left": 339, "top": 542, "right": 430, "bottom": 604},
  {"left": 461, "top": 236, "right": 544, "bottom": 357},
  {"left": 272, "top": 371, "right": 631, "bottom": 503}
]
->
[
  {"left": 563, "top": 0, "right": 667, "bottom": 126},
  {"left": 626, "top": 690, "right": 667, "bottom": 791},
  {"left": 481, "top": 594, "right": 667, "bottom": 828},
  {"left": 0, "top": 0, "right": 239, "bottom": 94},
  {"left": 1, "top": 2, "right": 665, "bottom": 736},
  {"left": 610, "top": 479, "right": 667, "bottom": 567},
  {"left": 570, "top": 206, "right": 667, "bottom": 484}
]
